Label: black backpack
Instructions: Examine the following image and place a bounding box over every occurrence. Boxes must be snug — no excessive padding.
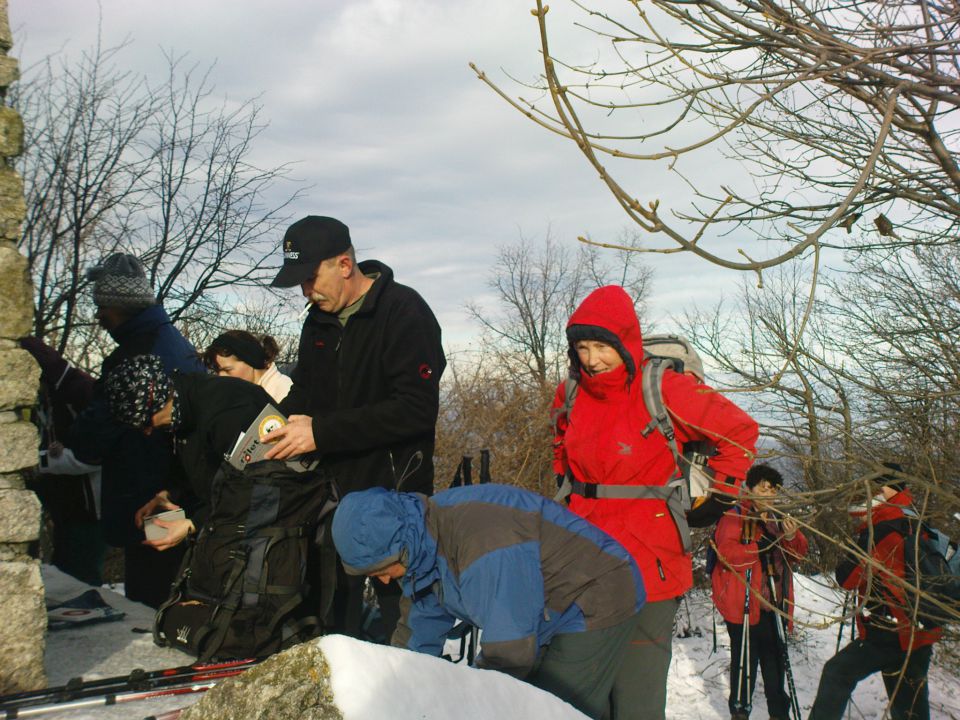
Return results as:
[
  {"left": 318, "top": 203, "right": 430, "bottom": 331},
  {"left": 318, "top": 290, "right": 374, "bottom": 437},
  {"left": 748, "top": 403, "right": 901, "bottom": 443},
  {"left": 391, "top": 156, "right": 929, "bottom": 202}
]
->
[
  {"left": 154, "top": 459, "right": 338, "bottom": 661},
  {"left": 902, "top": 520, "right": 960, "bottom": 628}
]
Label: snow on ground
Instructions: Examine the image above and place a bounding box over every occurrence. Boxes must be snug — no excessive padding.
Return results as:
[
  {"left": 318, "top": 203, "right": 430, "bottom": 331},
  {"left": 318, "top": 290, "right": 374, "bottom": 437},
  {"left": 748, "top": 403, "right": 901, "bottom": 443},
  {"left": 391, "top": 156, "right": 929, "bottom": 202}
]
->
[
  {"left": 670, "top": 575, "right": 960, "bottom": 719},
  {"left": 27, "top": 566, "right": 960, "bottom": 719},
  {"left": 322, "top": 634, "right": 588, "bottom": 719}
]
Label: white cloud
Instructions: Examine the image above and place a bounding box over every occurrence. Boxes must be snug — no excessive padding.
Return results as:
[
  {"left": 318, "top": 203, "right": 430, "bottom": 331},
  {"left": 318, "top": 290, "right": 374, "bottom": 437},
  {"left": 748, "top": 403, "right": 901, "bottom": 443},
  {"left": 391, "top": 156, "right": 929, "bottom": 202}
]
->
[{"left": 10, "top": 0, "right": 762, "bottom": 349}]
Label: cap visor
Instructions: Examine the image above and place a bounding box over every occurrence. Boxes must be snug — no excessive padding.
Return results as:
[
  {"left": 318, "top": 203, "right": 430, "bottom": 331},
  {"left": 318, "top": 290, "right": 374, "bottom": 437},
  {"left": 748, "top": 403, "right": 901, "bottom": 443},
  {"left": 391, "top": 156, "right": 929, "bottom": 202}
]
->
[{"left": 270, "top": 262, "right": 316, "bottom": 288}]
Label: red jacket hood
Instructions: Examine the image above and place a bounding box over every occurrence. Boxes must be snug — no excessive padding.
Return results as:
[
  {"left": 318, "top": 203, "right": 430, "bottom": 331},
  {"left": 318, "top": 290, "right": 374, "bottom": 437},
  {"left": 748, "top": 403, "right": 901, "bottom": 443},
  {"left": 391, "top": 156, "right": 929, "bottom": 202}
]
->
[{"left": 567, "top": 286, "right": 643, "bottom": 377}]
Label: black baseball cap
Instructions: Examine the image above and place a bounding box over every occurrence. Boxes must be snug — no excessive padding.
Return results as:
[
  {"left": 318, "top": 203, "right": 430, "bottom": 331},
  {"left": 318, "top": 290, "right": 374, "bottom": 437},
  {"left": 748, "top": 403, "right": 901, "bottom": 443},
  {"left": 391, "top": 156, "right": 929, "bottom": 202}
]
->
[{"left": 270, "top": 216, "right": 352, "bottom": 288}]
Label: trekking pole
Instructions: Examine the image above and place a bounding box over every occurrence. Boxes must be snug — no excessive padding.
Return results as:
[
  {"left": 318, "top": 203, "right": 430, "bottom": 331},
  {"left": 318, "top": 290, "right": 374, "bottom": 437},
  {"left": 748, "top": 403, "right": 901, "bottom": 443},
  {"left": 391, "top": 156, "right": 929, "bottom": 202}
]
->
[
  {"left": 479, "top": 449, "right": 491, "bottom": 484},
  {"left": 765, "top": 553, "right": 802, "bottom": 720},
  {"left": 735, "top": 567, "right": 752, "bottom": 716},
  {"left": 2, "top": 674, "right": 241, "bottom": 719},
  {"left": 836, "top": 591, "right": 850, "bottom": 653},
  {"left": 0, "top": 658, "right": 258, "bottom": 713}
]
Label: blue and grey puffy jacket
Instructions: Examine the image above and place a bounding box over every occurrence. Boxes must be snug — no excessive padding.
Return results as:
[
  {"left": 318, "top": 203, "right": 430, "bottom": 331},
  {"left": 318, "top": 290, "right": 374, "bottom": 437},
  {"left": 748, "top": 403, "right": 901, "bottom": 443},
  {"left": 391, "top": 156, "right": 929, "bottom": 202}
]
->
[{"left": 333, "top": 483, "right": 645, "bottom": 678}]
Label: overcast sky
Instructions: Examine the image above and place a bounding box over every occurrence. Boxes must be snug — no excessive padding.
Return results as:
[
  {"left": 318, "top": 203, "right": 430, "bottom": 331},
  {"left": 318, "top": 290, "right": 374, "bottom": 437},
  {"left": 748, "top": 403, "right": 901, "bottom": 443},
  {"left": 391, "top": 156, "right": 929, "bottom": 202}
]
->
[{"left": 11, "top": 0, "right": 763, "bottom": 350}]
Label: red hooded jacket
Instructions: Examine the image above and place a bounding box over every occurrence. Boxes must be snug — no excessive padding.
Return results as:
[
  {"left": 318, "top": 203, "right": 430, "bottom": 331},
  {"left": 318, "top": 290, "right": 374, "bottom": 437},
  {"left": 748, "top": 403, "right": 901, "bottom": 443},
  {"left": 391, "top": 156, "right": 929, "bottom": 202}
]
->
[
  {"left": 839, "top": 489, "right": 941, "bottom": 650},
  {"left": 552, "top": 286, "right": 759, "bottom": 601},
  {"left": 711, "top": 502, "right": 808, "bottom": 628}
]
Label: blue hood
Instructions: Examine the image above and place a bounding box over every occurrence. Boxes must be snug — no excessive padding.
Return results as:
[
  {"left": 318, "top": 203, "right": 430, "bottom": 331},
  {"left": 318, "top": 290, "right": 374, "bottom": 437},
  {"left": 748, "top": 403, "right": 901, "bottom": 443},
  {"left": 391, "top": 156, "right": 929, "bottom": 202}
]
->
[{"left": 332, "top": 488, "right": 437, "bottom": 588}]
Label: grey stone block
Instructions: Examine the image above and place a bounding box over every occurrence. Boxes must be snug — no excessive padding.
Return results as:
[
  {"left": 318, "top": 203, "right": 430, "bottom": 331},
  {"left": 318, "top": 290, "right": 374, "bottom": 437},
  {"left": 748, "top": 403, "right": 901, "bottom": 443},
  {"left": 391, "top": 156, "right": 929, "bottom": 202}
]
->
[
  {"left": 0, "top": 106, "right": 23, "bottom": 158},
  {"left": 0, "top": 472, "right": 24, "bottom": 489},
  {"left": 0, "top": 488, "right": 40, "bottom": 542},
  {"left": 0, "top": 55, "right": 18, "bottom": 86},
  {"left": 0, "top": 167, "right": 24, "bottom": 242},
  {"left": 0, "top": 246, "right": 32, "bottom": 339},
  {"left": 0, "top": 560, "right": 46, "bottom": 694},
  {"left": 0, "top": 542, "right": 30, "bottom": 562},
  {"left": 0, "top": 421, "right": 38, "bottom": 473},
  {"left": 0, "top": 348, "right": 39, "bottom": 409}
]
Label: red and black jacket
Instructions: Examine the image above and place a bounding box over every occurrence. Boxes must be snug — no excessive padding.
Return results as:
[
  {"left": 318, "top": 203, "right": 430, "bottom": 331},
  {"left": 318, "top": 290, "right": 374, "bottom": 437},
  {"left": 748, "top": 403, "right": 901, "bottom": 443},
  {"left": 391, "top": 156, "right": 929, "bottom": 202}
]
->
[{"left": 839, "top": 489, "right": 941, "bottom": 650}]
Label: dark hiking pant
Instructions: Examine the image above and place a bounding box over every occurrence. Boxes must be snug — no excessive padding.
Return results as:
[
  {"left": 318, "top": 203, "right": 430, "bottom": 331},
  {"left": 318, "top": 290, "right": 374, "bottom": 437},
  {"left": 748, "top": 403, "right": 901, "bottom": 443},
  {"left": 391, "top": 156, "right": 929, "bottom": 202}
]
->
[
  {"left": 726, "top": 611, "right": 790, "bottom": 718},
  {"left": 809, "top": 634, "right": 933, "bottom": 720},
  {"left": 530, "top": 612, "right": 641, "bottom": 720},
  {"left": 609, "top": 597, "right": 680, "bottom": 720}
]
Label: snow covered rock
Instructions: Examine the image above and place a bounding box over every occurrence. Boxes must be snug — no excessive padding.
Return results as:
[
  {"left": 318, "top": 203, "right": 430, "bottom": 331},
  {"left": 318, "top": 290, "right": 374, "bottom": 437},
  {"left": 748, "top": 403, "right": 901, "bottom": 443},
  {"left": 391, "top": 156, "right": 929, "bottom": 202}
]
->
[
  {"left": 182, "top": 634, "right": 589, "bottom": 720},
  {"left": 180, "top": 639, "right": 340, "bottom": 720}
]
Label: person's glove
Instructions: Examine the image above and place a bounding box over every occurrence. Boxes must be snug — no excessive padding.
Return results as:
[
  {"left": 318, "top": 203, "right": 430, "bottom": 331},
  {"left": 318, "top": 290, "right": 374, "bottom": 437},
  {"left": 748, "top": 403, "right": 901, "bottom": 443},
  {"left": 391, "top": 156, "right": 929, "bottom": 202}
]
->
[{"left": 757, "top": 533, "right": 776, "bottom": 554}]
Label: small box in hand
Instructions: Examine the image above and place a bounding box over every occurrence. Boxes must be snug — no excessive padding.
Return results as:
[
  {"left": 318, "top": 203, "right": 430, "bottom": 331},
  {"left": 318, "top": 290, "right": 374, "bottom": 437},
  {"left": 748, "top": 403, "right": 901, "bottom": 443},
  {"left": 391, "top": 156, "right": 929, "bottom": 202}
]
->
[{"left": 144, "top": 508, "right": 186, "bottom": 541}]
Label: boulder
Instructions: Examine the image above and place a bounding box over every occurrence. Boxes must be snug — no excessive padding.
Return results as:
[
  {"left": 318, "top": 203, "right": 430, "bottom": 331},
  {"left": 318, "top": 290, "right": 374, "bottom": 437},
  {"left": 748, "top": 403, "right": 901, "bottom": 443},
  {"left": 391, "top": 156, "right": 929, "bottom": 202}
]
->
[
  {"left": 183, "top": 634, "right": 589, "bottom": 720},
  {"left": 0, "top": 560, "right": 45, "bottom": 693},
  {"left": 181, "top": 639, "right": 342, "bottom": 720}
]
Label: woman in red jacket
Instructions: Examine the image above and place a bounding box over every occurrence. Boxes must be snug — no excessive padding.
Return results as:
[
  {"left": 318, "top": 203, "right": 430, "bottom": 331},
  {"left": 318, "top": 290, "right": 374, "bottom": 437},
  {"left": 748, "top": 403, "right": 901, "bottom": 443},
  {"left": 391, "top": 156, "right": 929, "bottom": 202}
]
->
[
  {"left": 712, "top": 464, "right": 808, "bottom": 720},
  {"left": 553, "top": 285, "right": 759, "bottom": 720}
]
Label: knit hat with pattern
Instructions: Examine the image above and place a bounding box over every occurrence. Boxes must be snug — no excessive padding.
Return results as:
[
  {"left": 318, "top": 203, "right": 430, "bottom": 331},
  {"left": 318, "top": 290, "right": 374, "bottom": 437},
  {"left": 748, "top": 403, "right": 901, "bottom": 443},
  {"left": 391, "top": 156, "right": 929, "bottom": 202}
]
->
[{"left": 87, "top": 253, "right": 156, "bottom": 309}]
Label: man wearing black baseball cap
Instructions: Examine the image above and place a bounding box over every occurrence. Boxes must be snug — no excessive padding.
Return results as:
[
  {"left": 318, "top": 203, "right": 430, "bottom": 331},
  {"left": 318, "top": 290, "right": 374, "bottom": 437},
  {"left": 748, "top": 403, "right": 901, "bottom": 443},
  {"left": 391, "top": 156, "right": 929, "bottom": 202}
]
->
[{"left": 264, "top": 215, "right": 446, "bottom": 641}]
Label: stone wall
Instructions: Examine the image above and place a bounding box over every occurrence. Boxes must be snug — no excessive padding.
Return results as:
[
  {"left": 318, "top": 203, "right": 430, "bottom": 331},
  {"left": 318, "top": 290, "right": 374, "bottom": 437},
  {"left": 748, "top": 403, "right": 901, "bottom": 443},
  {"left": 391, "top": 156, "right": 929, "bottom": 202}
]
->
[{"left": 0, "top": 0, "right": 47, "bottom": 694}]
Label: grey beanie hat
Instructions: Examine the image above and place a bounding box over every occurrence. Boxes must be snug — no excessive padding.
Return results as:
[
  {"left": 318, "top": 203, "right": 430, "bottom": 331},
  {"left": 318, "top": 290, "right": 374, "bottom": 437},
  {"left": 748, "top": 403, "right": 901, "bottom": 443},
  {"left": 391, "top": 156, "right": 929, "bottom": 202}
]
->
[{"left": 87, "top": 253, "right": 156, "bottom": 309}]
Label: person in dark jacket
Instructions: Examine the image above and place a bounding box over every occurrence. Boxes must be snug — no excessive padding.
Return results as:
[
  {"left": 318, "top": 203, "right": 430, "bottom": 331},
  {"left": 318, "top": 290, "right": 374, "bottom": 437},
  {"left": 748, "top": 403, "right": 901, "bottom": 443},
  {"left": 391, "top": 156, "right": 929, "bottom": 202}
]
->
[
  {"left": 552, "top": 285, "right": 759, "bottom": 720},
  {"left": 263, "top": 215, "right": 446, "bottom": 638},
  {"left": 104, "top": 355, "right": 274, "bottom": 548},
  {"left": 711, "top": 464, "right": 808, "bottom": 720},
  {"left": 20, "top": 337, "right": 104, "bottom": 584},
  {"left": 333, "top": 484, "right": 646, "bottom": 720},
  {"left": 68, "top": 253, "right": 205, "bottom": 607},
  {"left": 809, "top": 464, "right": 940, "bottom": 720}
]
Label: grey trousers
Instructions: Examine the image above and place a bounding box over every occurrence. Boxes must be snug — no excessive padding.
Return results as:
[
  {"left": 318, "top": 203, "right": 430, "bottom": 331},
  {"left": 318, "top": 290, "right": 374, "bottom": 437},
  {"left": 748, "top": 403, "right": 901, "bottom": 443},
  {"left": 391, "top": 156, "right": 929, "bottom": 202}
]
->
[
  {"left": 530, "top": 612, "right": 641, "bottom": 720},
  {"left": 611, "top": 597, "right": 679, "bottom": 720}
]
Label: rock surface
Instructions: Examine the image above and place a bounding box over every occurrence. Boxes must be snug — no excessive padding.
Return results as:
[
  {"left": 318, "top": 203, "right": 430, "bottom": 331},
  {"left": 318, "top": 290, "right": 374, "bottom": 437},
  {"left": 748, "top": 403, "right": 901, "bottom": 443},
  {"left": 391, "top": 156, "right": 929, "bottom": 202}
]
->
[
  {"left": 0, "top": 561, "right": 45, "bottom": 693},
  {"left": 181, "top": 639, "right": 343, "bottom": 720}
]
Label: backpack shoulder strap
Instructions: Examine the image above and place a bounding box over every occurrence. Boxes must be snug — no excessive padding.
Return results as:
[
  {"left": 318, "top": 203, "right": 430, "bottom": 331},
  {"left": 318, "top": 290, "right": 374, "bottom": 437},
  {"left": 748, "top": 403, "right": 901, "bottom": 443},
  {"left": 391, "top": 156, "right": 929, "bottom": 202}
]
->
[
  {"left": 551, "top": 376, "right": 580, "bottom": 429},
  {"left": 552, "top": 376, "right": 580, "bottom": 504},
  {"left": 641, "top": 357, "right": 682, "bottom": 467}
]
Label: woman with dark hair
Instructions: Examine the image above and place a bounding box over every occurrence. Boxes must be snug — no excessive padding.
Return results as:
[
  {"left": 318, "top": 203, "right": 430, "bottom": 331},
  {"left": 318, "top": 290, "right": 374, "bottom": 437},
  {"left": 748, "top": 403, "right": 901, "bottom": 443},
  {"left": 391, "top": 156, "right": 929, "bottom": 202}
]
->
[
  {"left": 105, "top": 354, "right": 274, "bottom": 550},
  {"left": 202, "top": 330, "right": 292, "bottom": 402}
]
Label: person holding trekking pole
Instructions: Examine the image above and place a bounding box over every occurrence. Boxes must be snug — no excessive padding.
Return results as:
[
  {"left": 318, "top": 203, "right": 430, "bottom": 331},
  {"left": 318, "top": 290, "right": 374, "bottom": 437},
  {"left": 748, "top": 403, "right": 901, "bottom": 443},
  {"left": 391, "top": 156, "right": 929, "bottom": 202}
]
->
[
  {"left": 765, "top": 545, "right": 803, "bottom": 720},
  {"left": 711, "top": 464, "right": 808, "bottom": 720}
]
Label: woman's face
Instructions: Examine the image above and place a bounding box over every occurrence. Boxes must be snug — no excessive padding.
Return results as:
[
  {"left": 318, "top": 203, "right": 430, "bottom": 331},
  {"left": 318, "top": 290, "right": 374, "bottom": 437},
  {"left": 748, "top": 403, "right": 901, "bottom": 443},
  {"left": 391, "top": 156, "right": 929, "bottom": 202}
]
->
[
  {"left": 575, "top": 340, "right": 624, "bottom": 375},
  {"left": 214, "top": 354, "right": 256, "bottom": 383}
]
